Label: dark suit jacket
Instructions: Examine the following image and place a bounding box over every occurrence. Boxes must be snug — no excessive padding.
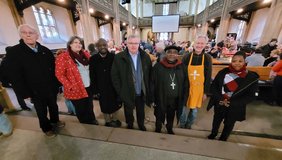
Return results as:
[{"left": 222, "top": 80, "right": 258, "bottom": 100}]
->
[{"left": 111, "top": 48, "right": 152, "bottom": 107}]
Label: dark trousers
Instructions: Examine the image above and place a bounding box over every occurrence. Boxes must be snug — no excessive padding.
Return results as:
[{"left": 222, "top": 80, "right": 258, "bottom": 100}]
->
[
  {"left": 33, "top": 90, "right": 59, "bottom": 133},
  {"left": 14, "top": 89, "right": 27, "bottom": 108},
  {"left": 124, "top": 95, "right": 145, "bottom": 129},
  {"left": 155, "top": 98, "right": 177, "bottom": 132},
  {"left": 71, "top": 87, "right": 96, "bottom": 124},
  {"left": 273, "top": 76, "right": 282, "bottom": 106},
  {"left": 211, "top": 106, "right": 236, "bottom": 141},
  {"left": 12, "top": 86, "right": 27, "bottom": 108}
]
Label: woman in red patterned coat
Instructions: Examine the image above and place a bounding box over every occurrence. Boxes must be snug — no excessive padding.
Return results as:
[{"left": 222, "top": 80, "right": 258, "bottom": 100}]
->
[{"left": 55, "top": 36, "right": 98, "bottom": 125}]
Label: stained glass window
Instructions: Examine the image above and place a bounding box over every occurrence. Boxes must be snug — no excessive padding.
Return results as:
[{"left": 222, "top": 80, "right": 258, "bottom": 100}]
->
[{"left": 32, "top": 5, "right": 59, "bottom": 39}]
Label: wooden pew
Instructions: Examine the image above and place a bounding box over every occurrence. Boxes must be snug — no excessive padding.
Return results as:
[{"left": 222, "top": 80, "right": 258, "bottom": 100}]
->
[
  {"left": 212, "top": 65, "right": 272, "bottom": 81},
  {"left": 247, "top": 66, "right": 272, "bottom": 81}
]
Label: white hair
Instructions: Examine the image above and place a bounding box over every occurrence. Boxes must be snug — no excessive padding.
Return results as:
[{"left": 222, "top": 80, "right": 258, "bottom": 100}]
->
[
  {"left": 127, "top": 34, "right": 140, "bottom": 40},
  {"left": 196, "top": 34, "right": 209, "bottom": 42},
  {"left": 18, "top": 24, "right": 38, "bottom": 35},
  {"left": 155, "top": 41, "right": 165, "bottom": 50}
]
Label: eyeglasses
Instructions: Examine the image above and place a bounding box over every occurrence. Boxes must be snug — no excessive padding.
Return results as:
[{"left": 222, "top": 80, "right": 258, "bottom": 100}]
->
[
  {"left": 21, "top": 31, "right": 36, "bottom": 35},
  {"left": 127, "top": 42, "right": 139, "bottom": 45}
]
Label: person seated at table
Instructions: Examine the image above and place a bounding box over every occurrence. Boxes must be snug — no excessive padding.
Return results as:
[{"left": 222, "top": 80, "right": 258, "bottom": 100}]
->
[
  {"left": 208, "top": 42, "right": 224, "bottom": 58},
  {"left": 263, "top": 49, "right": 281, "bottom": 66},
  {"left": 240, "top": 46, "right": 253, "bottom": 57},
  {"left": 245, "top": 48, "right": 265, "bottom": 66}
]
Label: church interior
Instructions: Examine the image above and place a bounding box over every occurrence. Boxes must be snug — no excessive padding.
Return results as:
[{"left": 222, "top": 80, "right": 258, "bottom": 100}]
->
[{"left": 0, "top": 0, "right": 282, "bottom": 159}]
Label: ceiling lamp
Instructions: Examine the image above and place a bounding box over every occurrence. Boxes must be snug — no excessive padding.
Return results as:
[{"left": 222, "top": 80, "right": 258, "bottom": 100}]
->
[
  {"left": 105, "top": 15, "right": 110, "bottom": 20},
  {"left": 237, "top": 8, "right": 243, "bottom": 13},
  {"left": 132, "top": 26, "right": 135, "bottom": 29},
  {"left": 210, "top": 19, "right": 215, "bottom": 23},
  {"left": 197, "top": 24, "right": 201, "bottom": 27},
  {"left": 122, "top": 22, "right": 126, "bottom": 26},
  {"left": 58, "top": 0, "right": 65, "bottom": 2},
  {"left": 89, "top": 8, "right": 94, "bottom": 14},
  {"left": 263, "top": 0, "right": 272, "bottom": 4}
]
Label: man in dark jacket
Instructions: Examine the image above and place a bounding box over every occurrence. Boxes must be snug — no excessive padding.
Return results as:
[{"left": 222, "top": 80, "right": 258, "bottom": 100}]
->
[
  {"left": 260, "top": 38, "right": 278, "bottom": 58},
  {"left": 5, "top": 24, "right": 64, "bottom": 137},
  {"left": 151, "top": 45, "right": 188, "bottom": 134},
  {"left": 89, "top": 38, "right": 121, "bottom": 127},
  {"left": 111, "top": 34, "right": 152, "bottom": 131}
]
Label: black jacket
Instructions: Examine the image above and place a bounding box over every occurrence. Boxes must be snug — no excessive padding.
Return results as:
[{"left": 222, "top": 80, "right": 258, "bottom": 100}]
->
[
  {"left": 89, "top": 52, "right": 121, "bottom": 113},
  {"left": 5, "top": 39, "right": 59, "bottom": 98},
  {"left": 151, "top": 60, "right": 188, "bottom": 120},
  {"left": 207, "top": 67, "right": 259, "bottom": 121},
  {"left": 111, "top": 48, "right": 152, "bottom": 107},
  {"left": 260, "top": 44, "right": 277, "bottom": 58}
]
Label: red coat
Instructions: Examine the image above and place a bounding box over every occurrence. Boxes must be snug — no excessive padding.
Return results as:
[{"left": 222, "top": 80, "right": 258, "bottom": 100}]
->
[{"left": 55, "top": 50, "right": 90, "bottom": 100}]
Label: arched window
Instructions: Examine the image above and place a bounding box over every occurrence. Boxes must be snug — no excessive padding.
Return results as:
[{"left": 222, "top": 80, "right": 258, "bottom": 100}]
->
[
  {"left": 100, "top": 24, "right": 111, "bottom": 41},
  {"left": 163, "top": 4, "right": 169, "bottom": 15},
  {"left": 160, "top": 33, "right": 168, "bottom": 41},
  {"left": 237, "top": 20, "right": 246, "bottom": 42},
  {"left": 32, "top": 6, "right": 60, "bottom": 42}
]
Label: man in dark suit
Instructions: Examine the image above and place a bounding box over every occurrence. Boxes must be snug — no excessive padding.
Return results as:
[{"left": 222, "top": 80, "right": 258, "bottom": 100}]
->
[
  {"left": 5, "top": 24, "right": 64, "bottom": 137},
  {"left": 89, "top": 38, "right": 121, "bottom": 127},
  {"left": 111, "top": 34, "right": 152, "bottom": 131}
]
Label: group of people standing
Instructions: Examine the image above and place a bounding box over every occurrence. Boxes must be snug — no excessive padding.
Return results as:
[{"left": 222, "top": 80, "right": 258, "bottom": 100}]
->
[{"left": 2, "top": 24, "right": 260, "bottom": 142}]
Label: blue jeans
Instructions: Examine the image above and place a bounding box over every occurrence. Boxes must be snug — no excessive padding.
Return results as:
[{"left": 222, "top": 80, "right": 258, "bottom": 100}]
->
[
  {"left": 180, "top": 107, "right": 197, "bottom": 128},
  {"left": 65, "top": 99, "right": 76, "bottom": 115},
  {"left": 0, "top": 113, "right": 13, "bottom": 135}
]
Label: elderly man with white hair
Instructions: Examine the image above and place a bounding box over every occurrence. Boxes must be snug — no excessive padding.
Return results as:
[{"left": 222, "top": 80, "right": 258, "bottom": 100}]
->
[
  {"left": 180, "top": 35, "right": 212, "bottom": 129},
  {"left": 5, "top": 24, "right": 64, "bottom": 137}
]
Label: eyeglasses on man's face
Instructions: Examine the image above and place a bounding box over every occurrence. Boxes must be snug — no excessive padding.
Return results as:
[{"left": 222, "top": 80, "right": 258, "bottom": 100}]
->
[
  {"left": 127, "top": 42, "right": 140, "bottom": 45},
  {"left": 21, "top": 31, "right": 36, "bottom": 35}
]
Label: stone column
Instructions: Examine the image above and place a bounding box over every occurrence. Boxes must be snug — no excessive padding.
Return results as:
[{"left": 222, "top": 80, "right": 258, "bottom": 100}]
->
[
  {"left": 135, "top": 0, "right": 139, "bottom": 35},
  {"left": 190, "top": 26, "right": 197, "bottom": 42},
  {"left": 201, "top": 0, "right": 210, "bottom": 35},
  {"left": 191, "top": 0, "right": 200, "bottom": 40},
  {"left": 152, "top": 2, "right": 155, "bottom": 15},
  {"left": 8, "top": 0, "right": 24, "bottom": 27},
  {"left": 136, "top": 0, "right": 139, "bottom": 26},
  {"left": 259, "top": 0, "right": 282, "bottom": 46},
  {"left": 127, "top": 3, "right": 133, "bottom": 35},
  {"left": 241, "top": 12, "right": 254, "bottom": 44},
  {"left": 79, "top": 0, "right": 95, "bottom": 48},
  {"left": 193, "top": 0, "right": 200, "bottom": 24},
  {"left": 188, "top": 0, "right": 193, "bottom": 16},
  {"left": 113, "top": 0, "right": 121, "bottom": 45},
  {"left": 216, "top": 0, "right": 231, "bottom": 43},
  {"left": 140, "top": 0, "right": 144, "bottom": 18}
]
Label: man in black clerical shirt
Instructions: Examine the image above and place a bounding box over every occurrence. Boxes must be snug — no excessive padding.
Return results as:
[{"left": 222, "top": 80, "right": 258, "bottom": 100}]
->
[{"left": 151, "top": 45, "right": 188, "bottom": 134}]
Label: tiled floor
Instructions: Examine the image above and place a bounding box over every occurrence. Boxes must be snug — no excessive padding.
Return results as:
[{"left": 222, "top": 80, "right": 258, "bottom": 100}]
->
[{"left": 1, "top": 88, "right": 282, "bottom": 160}]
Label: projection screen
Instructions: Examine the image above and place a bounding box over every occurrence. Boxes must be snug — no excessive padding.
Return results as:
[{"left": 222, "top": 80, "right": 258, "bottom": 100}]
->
[{"left": 152, "top": 15, "right": 180, "bottom": 33}]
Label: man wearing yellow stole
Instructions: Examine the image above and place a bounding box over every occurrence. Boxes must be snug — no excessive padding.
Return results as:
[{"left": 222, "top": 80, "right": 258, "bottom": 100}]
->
[{"left": 180, "top": 35, "right": 212, "bottom": 129}]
